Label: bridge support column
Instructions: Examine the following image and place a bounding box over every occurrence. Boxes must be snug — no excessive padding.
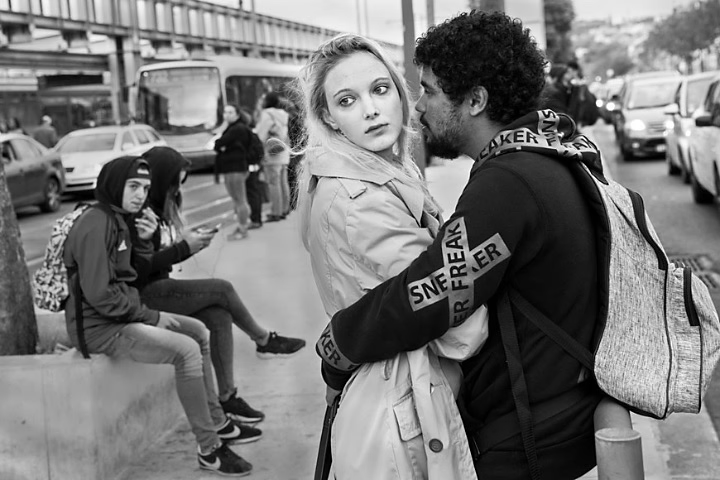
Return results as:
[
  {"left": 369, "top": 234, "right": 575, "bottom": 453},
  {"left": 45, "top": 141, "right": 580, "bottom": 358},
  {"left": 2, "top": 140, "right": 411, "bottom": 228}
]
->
[{"left": 1, "top": 24, "right": 32, "bottom": 44}]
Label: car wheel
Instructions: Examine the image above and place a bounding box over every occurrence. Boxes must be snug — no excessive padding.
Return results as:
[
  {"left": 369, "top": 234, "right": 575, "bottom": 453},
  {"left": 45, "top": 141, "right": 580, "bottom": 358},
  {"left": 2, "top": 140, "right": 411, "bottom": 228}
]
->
[
  {"left": 691, "top": 171, "right": 715, "bottom": 204},
  {"left": 680, "top": 153, "right": 691, "bottom": 184},
  {"left": 39, "top": 177, "right": 61, "bottom": 213},
  {"left": 620, "top": 144, "right": 633, "bottom": 161}
]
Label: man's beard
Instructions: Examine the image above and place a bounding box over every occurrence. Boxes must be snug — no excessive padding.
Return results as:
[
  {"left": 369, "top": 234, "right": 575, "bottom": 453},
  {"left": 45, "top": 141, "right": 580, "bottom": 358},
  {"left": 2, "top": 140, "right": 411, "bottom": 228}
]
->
[{"left": 426, "top": 135, "right": 461, "bottom": 159}]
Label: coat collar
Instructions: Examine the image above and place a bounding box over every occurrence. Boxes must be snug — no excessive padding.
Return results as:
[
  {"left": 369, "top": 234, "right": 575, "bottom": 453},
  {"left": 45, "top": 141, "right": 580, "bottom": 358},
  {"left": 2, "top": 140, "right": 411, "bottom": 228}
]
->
[
  {"left": 307, "top": 151, "right": 394, "bottom": 185},
  {"left": 307, "top": 152, "right": 425, "bottom": 225}
]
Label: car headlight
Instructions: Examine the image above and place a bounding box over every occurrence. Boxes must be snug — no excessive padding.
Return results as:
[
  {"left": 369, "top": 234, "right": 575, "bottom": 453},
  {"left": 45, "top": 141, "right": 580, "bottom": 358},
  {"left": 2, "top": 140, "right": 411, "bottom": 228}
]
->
[
  {"left": 606, "top": 101, "right": 616, "bottom": 111},
  {"left": 664, "top": 119, "right": 675, "bottom": 131},
  {"left": 628, "top": 119, "right": 646, "bottom": 131},
  {"left": 596, "top": 99, "right": 604, "bottom": 108}
]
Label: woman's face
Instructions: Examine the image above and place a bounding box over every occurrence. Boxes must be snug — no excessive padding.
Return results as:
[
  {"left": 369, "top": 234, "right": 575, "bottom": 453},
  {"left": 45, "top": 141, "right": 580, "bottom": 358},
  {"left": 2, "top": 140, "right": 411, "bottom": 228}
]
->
[
  {"left": 322, "top": 51, "right": 403, "bottom": 161},
  {"left": 223, "top": 106, "right": 239, "bottom": 124}
]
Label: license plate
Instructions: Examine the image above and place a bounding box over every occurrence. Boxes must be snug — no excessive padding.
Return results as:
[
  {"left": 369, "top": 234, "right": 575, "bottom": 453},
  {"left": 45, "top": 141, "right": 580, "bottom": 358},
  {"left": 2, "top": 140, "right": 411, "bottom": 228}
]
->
[{"left": 656, "top": 144, "right": 666, "bottom": 152}]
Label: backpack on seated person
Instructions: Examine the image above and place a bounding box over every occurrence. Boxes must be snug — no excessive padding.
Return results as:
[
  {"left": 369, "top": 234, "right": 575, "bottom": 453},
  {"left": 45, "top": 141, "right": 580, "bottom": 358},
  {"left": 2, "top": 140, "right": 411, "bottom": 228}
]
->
[{"left": 31, "top": 202, "right": 117, "bottom": 358}]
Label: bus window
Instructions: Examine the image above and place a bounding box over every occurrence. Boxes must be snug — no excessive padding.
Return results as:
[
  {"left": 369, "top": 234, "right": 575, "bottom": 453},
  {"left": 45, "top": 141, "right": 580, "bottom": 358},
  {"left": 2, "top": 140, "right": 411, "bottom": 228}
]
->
[
  {"left": 225, "top": 75, "right": 295, "bottom": 119},
  {"left": 138, "top": 67, "right": 223, "bottom": 134}
]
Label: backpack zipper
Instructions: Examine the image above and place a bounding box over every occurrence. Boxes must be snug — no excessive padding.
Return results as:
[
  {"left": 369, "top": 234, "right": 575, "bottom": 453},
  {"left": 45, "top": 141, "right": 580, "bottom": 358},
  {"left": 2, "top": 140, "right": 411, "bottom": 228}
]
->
[{"left": 683, "top": 267, "right": 700, "bottom": 327}]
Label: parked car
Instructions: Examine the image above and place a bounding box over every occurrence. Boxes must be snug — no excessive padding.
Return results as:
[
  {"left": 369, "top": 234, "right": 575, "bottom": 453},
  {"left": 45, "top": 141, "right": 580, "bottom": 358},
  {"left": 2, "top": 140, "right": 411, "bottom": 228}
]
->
[
  {"left": 614, "top": 75, "right": 682, "bottom": 160},
  {"left": 687, "top": 74, "right": 720, "bottom": 204},
  {"left": 56, "top": 124, "right": 166, "bottom": 193},
  {"left": 663, "top": 71, "right": 718, "bottom": 182},
  {"left": 1, "top": 132, "right": 66, "bottom": 212}
]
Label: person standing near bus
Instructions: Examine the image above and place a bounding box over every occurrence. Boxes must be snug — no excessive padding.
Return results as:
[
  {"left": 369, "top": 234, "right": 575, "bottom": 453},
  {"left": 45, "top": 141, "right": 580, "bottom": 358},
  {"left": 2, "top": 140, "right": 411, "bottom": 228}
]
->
[
  {"left": 215, "top": 104, "right": 253, "bottom": 240},
  {"left": 32, "top": 115, "right": 58, "bottom": 148},
  {"left": 256, "top": 92, "right": 291, "bottom": 222}
]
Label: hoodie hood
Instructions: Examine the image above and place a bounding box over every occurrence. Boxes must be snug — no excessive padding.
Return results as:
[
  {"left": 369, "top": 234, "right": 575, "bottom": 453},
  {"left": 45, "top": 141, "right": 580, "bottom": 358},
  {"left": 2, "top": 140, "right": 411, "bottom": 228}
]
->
[
  {"left": 95, "top": 155, "right": 149, "bottom": 209},
  {"left": 476, "top": 109, "right": 603, "bottom": 175},
  {"left": 142, "top": 146, "right": 191, "bottom": 212}
]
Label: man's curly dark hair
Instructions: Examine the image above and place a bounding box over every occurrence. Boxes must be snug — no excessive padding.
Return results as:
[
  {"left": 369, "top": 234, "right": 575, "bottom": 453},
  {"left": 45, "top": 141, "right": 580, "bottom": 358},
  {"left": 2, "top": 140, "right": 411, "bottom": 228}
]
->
[{"left": 414, "top": 10, "right": 547, "bottom": 125}]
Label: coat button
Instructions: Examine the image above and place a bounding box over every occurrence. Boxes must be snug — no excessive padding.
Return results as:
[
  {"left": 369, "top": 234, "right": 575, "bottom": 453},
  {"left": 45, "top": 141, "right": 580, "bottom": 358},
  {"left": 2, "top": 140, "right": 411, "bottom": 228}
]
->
[{"left": 429, "top": 439, "right": 443, "bottom": 452}]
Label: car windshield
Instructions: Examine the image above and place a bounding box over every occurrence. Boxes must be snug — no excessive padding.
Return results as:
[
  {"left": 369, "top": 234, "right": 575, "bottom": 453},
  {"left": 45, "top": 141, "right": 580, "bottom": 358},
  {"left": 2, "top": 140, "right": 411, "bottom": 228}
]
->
[
  {"left": 56, "top": 133, "right": 117, "bottom": 153},
  {"left": 137, "top": 67, "right": 222, "bottom": 134},
  {"left": 627, "top": 79, "right": 681, "bottom": 109},
  {"left": 687, "top": 78, "right": 714, "bottom": 115}
]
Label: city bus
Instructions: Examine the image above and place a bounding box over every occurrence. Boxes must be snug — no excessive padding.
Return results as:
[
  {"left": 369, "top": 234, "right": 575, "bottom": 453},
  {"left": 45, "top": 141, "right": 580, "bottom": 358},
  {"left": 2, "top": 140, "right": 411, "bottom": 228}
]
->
[{"left": 131, "top": 56, "right": 301, "bottom": 171}]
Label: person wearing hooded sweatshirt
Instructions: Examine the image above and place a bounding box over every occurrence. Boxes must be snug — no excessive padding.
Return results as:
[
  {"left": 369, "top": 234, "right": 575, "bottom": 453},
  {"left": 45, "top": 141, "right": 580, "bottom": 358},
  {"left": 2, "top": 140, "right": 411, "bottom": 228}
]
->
[
  {"left": 130, "top": 146, "right": 307, "bottom": 424},
  {"left": 214, "top": 104, "right": 253, "bottom": 240},
  {"left": 255, "top": 91, "right": 291, "bottom": 222},
  {"left": 63, "top": 156, "right": 259, "bottom": 477}
]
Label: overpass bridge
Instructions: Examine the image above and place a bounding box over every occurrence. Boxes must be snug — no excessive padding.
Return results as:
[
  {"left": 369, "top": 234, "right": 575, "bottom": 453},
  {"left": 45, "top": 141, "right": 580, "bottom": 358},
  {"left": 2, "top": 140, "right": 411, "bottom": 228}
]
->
[{"left": 0, "top": 0, "right": 403, "bottom": 130}]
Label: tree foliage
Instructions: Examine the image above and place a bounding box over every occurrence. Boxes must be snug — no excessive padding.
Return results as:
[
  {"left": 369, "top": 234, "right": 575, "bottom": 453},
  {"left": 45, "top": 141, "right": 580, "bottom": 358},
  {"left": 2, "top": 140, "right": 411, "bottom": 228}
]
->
[
  {"left": 0, "top": 161, "right": 38, "bottom": 355},
  {"left": 645, "top": 0, "right": 720, "bottom": 71}
]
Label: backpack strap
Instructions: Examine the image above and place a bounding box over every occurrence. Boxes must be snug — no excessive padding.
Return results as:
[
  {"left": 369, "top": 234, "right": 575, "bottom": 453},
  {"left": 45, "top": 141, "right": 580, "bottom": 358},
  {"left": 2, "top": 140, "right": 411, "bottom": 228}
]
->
[
  {"left": 70, "top": 202, "right": 119, "bottom": 360},
  {"left": 496, "top": 291, "right": 541, "bottom": 480},
  {"left": 495, "top": 287, "right": 597, "bottom": 480},
  {"left": 68, "top": 265, "right": 90, "bottom": 359}
]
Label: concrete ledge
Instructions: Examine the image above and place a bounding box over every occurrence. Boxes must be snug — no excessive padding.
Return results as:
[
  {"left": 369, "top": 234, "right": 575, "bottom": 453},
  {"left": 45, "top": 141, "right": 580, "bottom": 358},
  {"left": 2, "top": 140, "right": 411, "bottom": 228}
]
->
[{"left": 0, "top": 350, "right": 182, "bottom": 480}]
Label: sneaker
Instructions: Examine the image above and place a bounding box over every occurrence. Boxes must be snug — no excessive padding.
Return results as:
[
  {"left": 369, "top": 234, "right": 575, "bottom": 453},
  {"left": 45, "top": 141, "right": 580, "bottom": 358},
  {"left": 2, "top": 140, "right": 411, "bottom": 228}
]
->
[
  {"left": 256, "top": 332, "right": 307, "bottom": 359},
  {"left": 217, "top": 417, "right": 263, "bottom": 445},
  {"left": 265, "top": 214, "right": 284, "bottom": 222},
  {"left": 226, "top": 228, "right": 248, "bottom": 241},
  {"left": 220, "top": 394, "right": 265, "bottom": 423},
  {"left": 248, "top": 222, "right": 262, "bottom": 230},
  {"left": 198, "top": 443, "right": 252, "bottom": 476}
]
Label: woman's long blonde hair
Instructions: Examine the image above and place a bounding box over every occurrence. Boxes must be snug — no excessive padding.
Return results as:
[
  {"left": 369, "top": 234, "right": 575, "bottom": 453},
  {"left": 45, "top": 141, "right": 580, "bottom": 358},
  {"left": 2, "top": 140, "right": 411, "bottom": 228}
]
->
[{"left": 294, "top": 33, "right": 440, "bottom": 242}]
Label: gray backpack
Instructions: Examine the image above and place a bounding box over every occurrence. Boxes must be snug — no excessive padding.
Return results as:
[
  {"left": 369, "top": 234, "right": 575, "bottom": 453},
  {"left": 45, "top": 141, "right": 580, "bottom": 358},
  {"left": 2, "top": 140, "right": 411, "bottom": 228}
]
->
[{"left": 505, "top": 159, "right": 720, "bottom": 419}]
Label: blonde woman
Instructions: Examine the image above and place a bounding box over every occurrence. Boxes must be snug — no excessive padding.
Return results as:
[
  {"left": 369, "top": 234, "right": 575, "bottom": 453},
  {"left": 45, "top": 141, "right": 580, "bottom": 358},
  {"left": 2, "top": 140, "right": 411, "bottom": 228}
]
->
[{"left": 296, "top": 34, "right": 487, "bottom": 479}]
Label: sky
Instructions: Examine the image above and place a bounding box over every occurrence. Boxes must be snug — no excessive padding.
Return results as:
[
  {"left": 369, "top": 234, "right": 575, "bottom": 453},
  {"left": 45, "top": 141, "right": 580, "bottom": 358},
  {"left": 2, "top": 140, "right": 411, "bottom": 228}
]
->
[{"left": 223, "top": 0, "right": 699, "bottom": 45}]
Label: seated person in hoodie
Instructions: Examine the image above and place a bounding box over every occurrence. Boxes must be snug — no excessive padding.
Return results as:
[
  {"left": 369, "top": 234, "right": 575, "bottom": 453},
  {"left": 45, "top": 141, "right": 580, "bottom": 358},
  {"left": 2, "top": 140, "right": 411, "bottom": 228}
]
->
[
  {"left": 130, "top": 146, "right": 306, "bottom": 423},
  {"left": 63, "top": 156, "right": 259, "bottom": 477}
]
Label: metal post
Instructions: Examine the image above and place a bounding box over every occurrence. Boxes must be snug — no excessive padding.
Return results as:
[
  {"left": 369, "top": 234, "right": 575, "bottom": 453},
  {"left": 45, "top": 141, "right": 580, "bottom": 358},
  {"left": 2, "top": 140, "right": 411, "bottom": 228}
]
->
[
  {"left": 594, "top": 397, "right": 645, "bottom": 480},
  {"left": 426, "top": 0, "right": 434, "bottom": 28},
  {"left": 400, "top": 0, "right": 425, "bottom": 175}
]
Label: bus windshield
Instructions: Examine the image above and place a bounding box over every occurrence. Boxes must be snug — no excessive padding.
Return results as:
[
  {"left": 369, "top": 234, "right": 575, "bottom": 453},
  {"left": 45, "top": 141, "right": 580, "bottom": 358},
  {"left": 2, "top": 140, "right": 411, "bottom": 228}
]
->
[{"left": 137, "top": 67, "right": 222, "bottom": 134}]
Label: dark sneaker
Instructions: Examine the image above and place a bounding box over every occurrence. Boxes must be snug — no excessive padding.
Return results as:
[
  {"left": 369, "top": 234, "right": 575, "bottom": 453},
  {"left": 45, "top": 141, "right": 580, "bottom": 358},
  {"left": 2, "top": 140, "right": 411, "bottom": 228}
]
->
[
  {"left": 248, "top": 222, "right": 262, "bottom": 230},
  {"left": 256, "top": 331, "right": 307, "bottom": 359},
  {"left": 217, "top": 418, "right": 263, "bottom": 445},
  {"left": 198, "top": 443, "right": 252, "bottom": 476},
  {"left": 220, "top": 395, "right": 265, "bottom": 423}
]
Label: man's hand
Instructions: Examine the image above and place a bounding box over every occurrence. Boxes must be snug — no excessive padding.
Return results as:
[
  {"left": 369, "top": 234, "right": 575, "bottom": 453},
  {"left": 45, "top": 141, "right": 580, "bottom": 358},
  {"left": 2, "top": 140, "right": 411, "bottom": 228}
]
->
[
  {"left": 325, "top": 386, "right": 341, "bottom": 407},
  {"left": 157, "top": 312, "right": 180, "bottom": 330}
]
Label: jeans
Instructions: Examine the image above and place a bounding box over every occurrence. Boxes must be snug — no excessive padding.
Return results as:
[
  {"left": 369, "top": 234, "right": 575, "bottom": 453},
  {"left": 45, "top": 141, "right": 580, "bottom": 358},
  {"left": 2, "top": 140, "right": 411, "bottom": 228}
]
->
[
  {"left": 96, "top": 314, "right": 225, "bottom": 451},
  {"left": 224, "top": 172, "right": 250, "bottom": 233},
  {"left": 246, "top": 170, "right": 264, "bottom": 225},
  {"left": 139, "top": 278, "right": 269, "bottom": 401},
  {"left": 265, "top": 164, "right": 290, "bottom": 216}
]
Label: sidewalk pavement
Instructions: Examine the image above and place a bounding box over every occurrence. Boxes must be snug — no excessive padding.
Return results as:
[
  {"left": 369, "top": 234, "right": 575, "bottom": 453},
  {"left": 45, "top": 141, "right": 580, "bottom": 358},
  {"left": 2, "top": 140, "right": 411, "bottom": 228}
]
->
[{"left": 119, "top": 156, "right": 720, "bottom": 480}]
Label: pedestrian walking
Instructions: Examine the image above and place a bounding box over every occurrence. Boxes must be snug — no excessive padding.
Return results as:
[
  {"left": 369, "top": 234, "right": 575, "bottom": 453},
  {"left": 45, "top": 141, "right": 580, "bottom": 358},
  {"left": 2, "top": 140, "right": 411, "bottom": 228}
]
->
[
  {"left": 316, "top": 11, "right": 605, "bottom": 479},
  {"left": 296, "top": 33, "right": 487, "bottom": 479}
]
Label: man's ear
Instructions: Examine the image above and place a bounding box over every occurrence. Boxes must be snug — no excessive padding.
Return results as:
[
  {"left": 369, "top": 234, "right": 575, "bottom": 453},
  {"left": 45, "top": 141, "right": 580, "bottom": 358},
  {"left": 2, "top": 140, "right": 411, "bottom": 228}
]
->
[
  {"left": 468, "top": 86, "right": 489, "bottom": 116},
  {"left": 322, "top": 109, "right": 339, "bottom": 131}
]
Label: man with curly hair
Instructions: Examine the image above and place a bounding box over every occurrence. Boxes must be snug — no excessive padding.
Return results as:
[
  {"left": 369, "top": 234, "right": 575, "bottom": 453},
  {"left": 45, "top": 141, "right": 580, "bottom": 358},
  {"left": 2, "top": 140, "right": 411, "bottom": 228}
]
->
[{"left": 315, "top": 10, "right": 605, "bottom": 480}]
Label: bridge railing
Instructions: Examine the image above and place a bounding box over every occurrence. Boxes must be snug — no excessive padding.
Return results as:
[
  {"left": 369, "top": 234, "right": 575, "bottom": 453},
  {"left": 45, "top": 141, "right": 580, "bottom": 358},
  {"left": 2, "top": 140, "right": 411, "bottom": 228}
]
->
[{"left": 0, "top": 0, "right": 403, "bottom": 63}]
